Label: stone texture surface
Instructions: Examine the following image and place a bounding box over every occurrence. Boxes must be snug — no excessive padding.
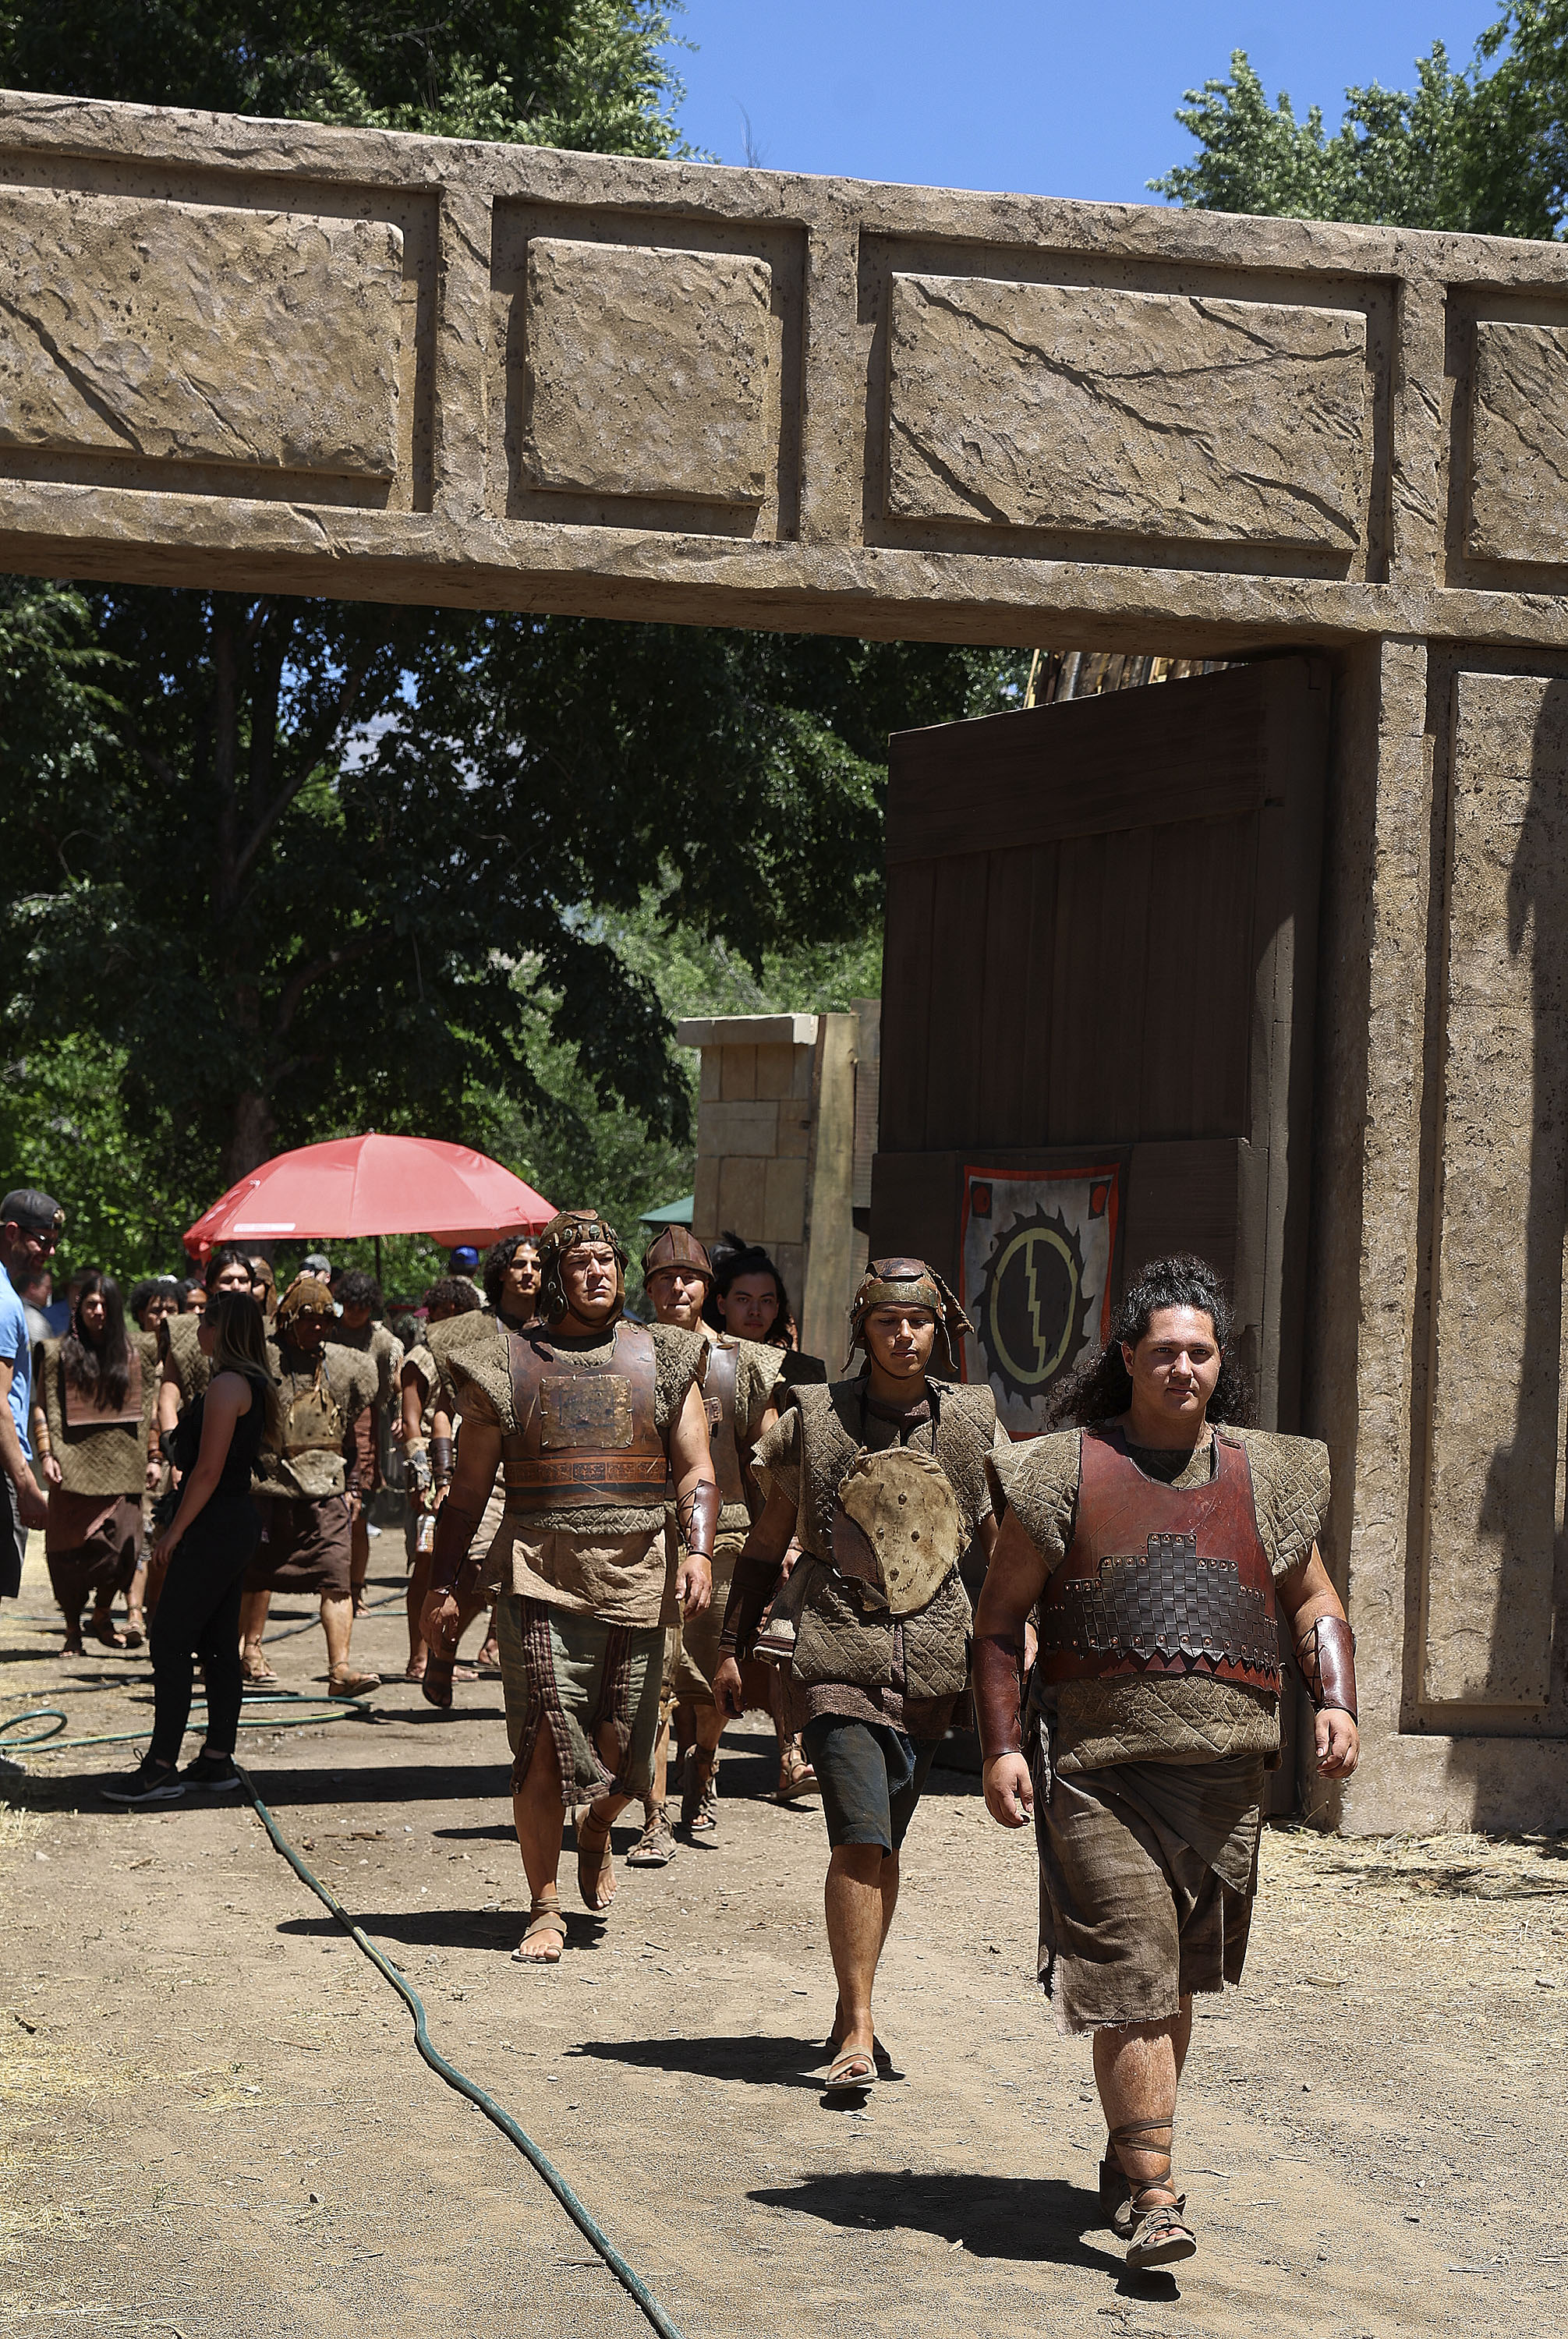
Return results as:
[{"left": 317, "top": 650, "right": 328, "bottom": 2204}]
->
[
  {"left": 1424, "top": 672, "right": 1566, "bottom": 1710},
  {"left": 885, "top": 276, "right": 1369, "bottom": 547},
  {"left": 0, "top": 190, "right": 404, "bottom": 476},
  {"left": 1468, "top": 319, "right": 1568, "bottom": 564},
  {"left": 521, "top": 237, "right": 771, "bottom": 504}
]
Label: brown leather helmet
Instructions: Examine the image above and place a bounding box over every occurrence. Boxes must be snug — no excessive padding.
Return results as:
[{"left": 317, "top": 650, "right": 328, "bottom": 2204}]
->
[
  {"left": 847, "top": 1256, "right": 972, "bottom": 1377},
  {"left": 537, "top": 1209, "right": 627, "bottom": 1326},
  {"left": 640, "top": 1226, "right": 713, "bottom": 1286},
  {"left": 275, "top": 1274, "right": 334, "bottom": 1326}
]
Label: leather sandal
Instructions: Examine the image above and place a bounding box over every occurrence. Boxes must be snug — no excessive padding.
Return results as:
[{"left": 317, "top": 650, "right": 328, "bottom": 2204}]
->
[
  {"left": 823, "top": 2047, "right": 876, "bottom": 2098},
  {"left": 825, "top": 2030, "right": 897, "bottom": 2079},
  {"left": 328, "top": 1665, "right": 380, "bottom": 1697},
  {"left": 626, "top": 1806, "right": 677, "bottom": 1867},
  {"left": 576, "top": 1808, "right": 616, "bottom": 1913},
  {"left": 1124, "top": 2189, "right": 1196, "bottom": 2269},
  {"left": 90, "top": 1609, "right": 129, "bottom": 1650},
  {"left": 512, "top": 1895, "right": 566, "bottom": 1965},
  {"left": 775, "top": 1741, "right": 819, "bottom": 1801},
  {"left": 1110, "top": 2118, "right": 1195, "bottom": 2268},
  {"left": 241, "top": 1646, "right": 278, "bottom": 1683},
  {"left": 680, "top": 1746, "right": 719, "bottom": 1833}
]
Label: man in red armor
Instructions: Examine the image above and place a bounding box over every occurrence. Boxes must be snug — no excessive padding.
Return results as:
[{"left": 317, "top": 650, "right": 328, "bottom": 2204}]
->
[{"left": 974, "top": 1254, "right": 1357, "bottom": 2272}]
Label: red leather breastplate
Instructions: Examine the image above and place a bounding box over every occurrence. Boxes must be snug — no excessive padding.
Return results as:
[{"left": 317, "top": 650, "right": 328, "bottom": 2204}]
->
[{"left": 1035, "top": 1426, "right": 1280, "bottom": 1691}]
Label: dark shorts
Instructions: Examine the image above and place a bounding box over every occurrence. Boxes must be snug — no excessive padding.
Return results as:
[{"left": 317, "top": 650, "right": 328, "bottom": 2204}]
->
[
  {"left": 245, "top": 1494, "right": 353, "bottom": 1598},
  {"left": 802, "top": 1714, "right": 939, "bottom": 1854}
]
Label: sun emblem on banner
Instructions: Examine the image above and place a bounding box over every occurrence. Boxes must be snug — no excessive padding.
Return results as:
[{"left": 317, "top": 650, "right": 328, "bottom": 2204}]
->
[{"left": 976, "top": 1206, "right": 1095, "bottom": 1403}]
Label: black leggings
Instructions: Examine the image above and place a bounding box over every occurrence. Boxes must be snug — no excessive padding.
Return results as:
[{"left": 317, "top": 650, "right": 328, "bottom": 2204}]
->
[{"left": 147, "top": 1493, "right": 260, "bottom": 1767}]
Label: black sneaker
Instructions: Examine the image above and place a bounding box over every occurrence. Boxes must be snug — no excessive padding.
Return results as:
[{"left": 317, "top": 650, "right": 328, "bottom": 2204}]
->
[
  {"left": 99, "top": 1757, "right": 185, "bottom": 1805},
  {"left": 182, "top": 1752, "right": 242, "bottom": 1794}
]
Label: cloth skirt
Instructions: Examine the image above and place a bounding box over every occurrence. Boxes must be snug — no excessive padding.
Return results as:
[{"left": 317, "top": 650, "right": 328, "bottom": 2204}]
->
[{"left": 496, "top": 1592, "right": 663, "bottom": 1806}]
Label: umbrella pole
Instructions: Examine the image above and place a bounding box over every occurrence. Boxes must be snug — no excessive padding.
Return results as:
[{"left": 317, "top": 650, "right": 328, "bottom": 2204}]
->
[{"left": 375, "top": 1234, "right": 383, "bottom": 1290}]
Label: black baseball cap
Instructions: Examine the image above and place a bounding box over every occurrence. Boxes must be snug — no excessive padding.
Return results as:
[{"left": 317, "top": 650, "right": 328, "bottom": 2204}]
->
[{"left": 2, "top": 1187, "right": 64, "bottom": 1235}]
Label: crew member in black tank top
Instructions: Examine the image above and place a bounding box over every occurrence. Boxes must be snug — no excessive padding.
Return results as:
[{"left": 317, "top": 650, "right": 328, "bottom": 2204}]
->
[{"left": 101, "top": 1292, "right": 278, "bottom": 1805}]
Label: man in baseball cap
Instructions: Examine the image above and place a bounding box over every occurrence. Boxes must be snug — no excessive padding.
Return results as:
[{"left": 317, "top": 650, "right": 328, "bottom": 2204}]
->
[{"left": 1, "top": 1189, "right": 64, "bottom": 1598}]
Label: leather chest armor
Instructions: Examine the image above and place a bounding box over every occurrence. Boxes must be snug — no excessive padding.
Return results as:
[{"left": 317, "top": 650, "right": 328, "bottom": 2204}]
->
[
  {"left": 501, "top": 1321, "right": 665, "bottom": 1512},
  {"left": 700, "top": 1337, "right": 749, "bottom": 1510},
  {"left": 1035, "top": 1427, "right": 1280, "bottom": 1691},
  {"left": 278, "top": 1361, "right": 345, "bottom": 1458},
  {"left": 62, "top": 1346, "right": 143, "bottom": 1431}
]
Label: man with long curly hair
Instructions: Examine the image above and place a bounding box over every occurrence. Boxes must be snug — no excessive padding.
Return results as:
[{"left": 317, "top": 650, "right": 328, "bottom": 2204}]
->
[{"left": 973, "top": 1254, "right": 1358, "bottom": 2273}]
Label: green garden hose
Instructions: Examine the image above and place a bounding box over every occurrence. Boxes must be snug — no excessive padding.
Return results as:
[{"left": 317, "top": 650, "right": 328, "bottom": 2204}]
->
[
  {"left": 240, "top": 1765, "right": 688, "bottom": 2339},
  {"left": 0, "top": 1692, "right": 687, "bottom": 2339}
]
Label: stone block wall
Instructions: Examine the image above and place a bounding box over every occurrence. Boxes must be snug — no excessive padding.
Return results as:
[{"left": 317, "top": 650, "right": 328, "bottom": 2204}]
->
[{"left": 681, "top": 1011, "right": 865, "bottom": 1368}]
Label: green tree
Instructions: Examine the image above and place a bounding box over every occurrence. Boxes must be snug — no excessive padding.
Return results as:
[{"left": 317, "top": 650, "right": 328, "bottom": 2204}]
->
[
  {"left": 1151, "top": 5, "right": 1568, "bottom": 236},
  {"left": 0, "top": 2, "right": 990, "bottom": 1232}
]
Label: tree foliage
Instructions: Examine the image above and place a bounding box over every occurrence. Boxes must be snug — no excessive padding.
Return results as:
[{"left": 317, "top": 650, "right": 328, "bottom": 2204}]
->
[
  {"left": 0, "top": 0, "right": 997, "bottom": 1239},
  {"left": 1151, "top": 5, "right": 1568, "bottom": 236},
  {"left": 0, "top": 0, "right": 688, "bottom": 154}
]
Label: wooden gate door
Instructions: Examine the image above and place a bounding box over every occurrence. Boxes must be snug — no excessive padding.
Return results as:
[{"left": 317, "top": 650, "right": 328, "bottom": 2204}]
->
[
  {"left": 869, "top": 656, "right": 1329, "bottom": 1799},
  {"left": 870, "top": 656, "right": 1328, "bottom": 1431}
]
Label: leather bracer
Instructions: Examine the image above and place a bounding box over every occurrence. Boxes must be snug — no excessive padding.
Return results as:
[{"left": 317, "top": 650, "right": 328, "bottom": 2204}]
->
[
  {"left": 1295, "top": 1614, "right": 1357, "bottom": 1721},
  {"left": 430, "top": 1499, "right": 483, "bottom": 1597},
  {"left": 974, "top": 1633, "right": 1025, "bottom": 1761},
  {"left": 430, "top": 1435, "right": 454, "bottom": 1488},
  {"left": 678, "top": 1481, "right": 721, "bottom": 1561}
]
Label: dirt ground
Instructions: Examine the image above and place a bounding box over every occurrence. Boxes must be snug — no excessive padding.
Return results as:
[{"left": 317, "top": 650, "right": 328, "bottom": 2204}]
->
[{"left": 2, "top": 1538, "right": 1565, "bottom": 2339}]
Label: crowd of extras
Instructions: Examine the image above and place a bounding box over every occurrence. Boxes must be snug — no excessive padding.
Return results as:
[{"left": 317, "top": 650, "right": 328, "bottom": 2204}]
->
[{"left": 0, "top": 1184, "right": 1361, "bottom": 2278}]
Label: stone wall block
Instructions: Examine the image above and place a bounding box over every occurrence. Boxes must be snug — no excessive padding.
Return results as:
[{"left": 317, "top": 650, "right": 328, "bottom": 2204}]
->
[
  {"left": 1468, "top": 320, "right": 1568, "bottom": 564},
  {"left": 521, "top": 237, "right": 771, "bottom": 504},
  {"left": 699, "top": 1048, "right": 724, "bottom": 1102},
  {"left": 885, "top": 276, "right": 1370, "bottom": 550},
  {"left": 0, "top": 192, "right": 405, "bottom": 476},
  {"left": 719, "top": 1044, "right": 758, "bottom": 1101},
  {"left": 717, "top": 1155, "right": 766, "bottom": 1234},
  {"left": 753, "top": 1040, "right": 796, "bottom": 1099},
  {"left": 698, "top": 1100, "right": 778, "bottom": 1158},
  {"left": 763, "top": 1156, "right": 808, "bottom": 1244},
  {"left": 775, "top": 1109, "right": 811, "bottom": 1159},
  {"left": 692, "top": 1155, "right": 720, "bottom": 1240}
]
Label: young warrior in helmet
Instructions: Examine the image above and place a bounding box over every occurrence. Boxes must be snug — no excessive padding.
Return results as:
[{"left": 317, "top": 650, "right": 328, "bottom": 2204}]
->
[
  {"left": 714, "top": 1259, "right": 1005, "bottom": 2097},
  {"left": 629, "top": 1228, "right": 783, "bottom": 1862},
  {"left": 973, "top": 1255, "right": 1357, "bottom": 2272},
  {"left": 422, "top": 1212, "right": 719, "bottom": 1963},
  {"left": 237, "top": 1276, "right": 381, "bottom": 1696}
]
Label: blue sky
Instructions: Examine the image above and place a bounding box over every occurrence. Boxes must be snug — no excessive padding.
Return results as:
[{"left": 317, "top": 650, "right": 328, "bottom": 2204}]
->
[{"left": 671, "top": 2, "right": 1503, "bottom": 204}]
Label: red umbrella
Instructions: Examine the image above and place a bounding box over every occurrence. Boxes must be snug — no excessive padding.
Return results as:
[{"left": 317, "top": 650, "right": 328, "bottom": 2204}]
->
[{"left": 183, "top": 1134, "right": 554, "bottom": 1261}]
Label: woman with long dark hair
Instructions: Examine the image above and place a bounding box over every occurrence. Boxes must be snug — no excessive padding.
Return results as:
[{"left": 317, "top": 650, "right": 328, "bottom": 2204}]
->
[
  {"left": 32, "top": 1272, "right": 157, "bottom": 1654},
  {"left": 704, "top": 1232, "right": 827, "bottom": 1385},
  {"left": 101, "top": 1290, "right": 281, "bottom": 1804}
]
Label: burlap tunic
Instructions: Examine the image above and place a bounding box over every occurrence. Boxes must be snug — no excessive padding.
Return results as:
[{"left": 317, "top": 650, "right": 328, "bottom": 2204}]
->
[
  {"left": 247, "top": 1337, "right": 377, "bottom": 1598},
  {"left": 37, "top": 1332, "right": 158, "bottom": 1602},
  {"left": 987, "top": 1423, "right": 1331, "bottom": 2033},
  {"left": 753, "top": 1372, "right": 1005, "bottom": 1739}
]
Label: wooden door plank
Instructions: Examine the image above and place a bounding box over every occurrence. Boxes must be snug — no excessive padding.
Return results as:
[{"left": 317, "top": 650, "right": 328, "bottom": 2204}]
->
[
  {"left": 922, "top": 851, "right": 990, "bottom": 1146},
  {"left": 878, "top": 858, "right": 936, "bottom": 1153},
  {"left": 977, "top": 844, "right": 1039, "bottom": 1147},
  {"left": 887, "top": 664, "right": 1272, "bottom": 862}
]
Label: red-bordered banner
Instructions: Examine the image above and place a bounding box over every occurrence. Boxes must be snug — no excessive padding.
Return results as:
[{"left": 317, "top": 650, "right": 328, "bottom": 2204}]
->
[{"left": 957, "top": 1162, "right": 1120, "bottom": 1437}]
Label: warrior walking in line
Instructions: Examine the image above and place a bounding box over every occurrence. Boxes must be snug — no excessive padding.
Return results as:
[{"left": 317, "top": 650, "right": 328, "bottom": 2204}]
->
[
  {"left": 974, "top": 1254, "right": 1358, "bottom": 2270},
  {"left": 422, "top": 1212, "right": 718, "bottom": 1963},
  {"left": 714, "top": 1259, "right": 1005, "bottom": 2097}
]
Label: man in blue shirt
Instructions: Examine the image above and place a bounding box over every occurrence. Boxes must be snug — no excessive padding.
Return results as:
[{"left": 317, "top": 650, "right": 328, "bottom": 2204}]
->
[{"left": 1, "top": 1187, "right": 62, "bottom": 1600}]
